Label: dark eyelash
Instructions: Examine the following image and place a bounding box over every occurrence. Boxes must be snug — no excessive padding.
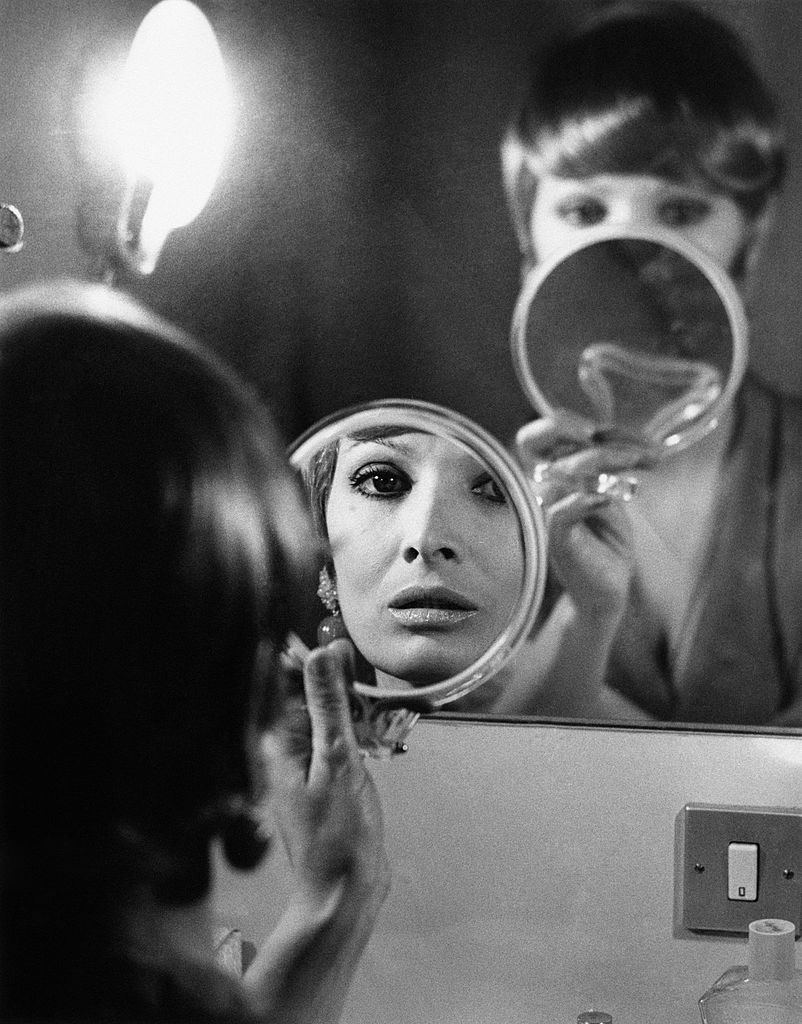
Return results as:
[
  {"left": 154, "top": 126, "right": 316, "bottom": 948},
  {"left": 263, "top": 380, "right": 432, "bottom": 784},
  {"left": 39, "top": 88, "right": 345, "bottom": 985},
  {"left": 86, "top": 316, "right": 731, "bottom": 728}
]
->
[
  {"left": 349, "top": 463, "right": 388, "bottom": 486},
  {"left": 473, "top": 474, "right": 508, "bottom": 505},
  {"left": 557, "top": 197, "right": 606, "bottom": 220},
  {"left": 348, "top": 463, "right": 409, "bottom": 498}
]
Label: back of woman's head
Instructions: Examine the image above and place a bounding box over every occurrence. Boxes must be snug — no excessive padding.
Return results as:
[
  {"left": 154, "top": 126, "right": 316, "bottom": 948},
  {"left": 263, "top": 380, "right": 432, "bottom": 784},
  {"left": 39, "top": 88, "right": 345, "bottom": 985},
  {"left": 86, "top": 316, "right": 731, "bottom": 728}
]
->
[
  {"left": 502, "top": 0, "right": 785, "bottom": 258},
  {"left": 0, "top": 281, "right": 318, "bottom": 1011}
]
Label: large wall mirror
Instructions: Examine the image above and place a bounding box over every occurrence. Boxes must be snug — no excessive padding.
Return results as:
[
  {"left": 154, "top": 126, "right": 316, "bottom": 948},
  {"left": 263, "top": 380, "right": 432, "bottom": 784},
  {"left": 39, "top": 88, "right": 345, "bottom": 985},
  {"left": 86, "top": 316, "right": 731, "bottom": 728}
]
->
[{"left": 7, "top": 0, "right": 802, "bottom": 737}]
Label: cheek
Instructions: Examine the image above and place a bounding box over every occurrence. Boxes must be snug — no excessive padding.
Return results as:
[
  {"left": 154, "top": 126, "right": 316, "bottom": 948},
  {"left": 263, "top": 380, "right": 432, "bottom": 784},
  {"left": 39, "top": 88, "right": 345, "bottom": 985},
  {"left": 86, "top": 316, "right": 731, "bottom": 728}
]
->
[
  {"left": 529, "top": 208, "right": 576, "bottom": 262},
  {"left": 327, "top": 503, "right": 392, "bottom": 602},
  {"left": 329, "top": 542, "right": 378, "bottom": 642},
  {"left": 326, "top": 491, "right": 366, "bottom": 555},
  {"left": 474, "top": 522, "right": 526, "bottom": 593},
  {"left": 684, "top": 212, "right": 748, "bottom": 270},
  {"left": 492, "top": 546, "right": 526, "bottom": 605}
]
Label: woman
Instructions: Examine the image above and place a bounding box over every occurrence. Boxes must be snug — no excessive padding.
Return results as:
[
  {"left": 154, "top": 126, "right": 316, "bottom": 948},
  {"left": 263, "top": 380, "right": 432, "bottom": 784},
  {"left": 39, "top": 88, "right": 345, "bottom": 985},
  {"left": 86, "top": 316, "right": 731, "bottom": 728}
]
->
[
  {"left": 0, "top": 280, "right": 390, "bottom": 1022},
  {"left": 306, "top": 428, "right": 525, "bottom": 690},
  {"left": 500, "top": 1, "right": 802, "bottom": 724},
  {"left": 502, "top": 1, "right": 783, "bottom": 281}
]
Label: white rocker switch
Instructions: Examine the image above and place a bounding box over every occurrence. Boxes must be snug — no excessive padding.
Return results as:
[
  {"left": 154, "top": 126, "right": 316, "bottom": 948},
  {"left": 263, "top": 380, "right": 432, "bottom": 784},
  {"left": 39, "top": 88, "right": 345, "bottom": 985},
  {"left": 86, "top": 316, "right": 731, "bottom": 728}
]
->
[{"left": 728, "top": 842, "right": 758, "bottom": 901}]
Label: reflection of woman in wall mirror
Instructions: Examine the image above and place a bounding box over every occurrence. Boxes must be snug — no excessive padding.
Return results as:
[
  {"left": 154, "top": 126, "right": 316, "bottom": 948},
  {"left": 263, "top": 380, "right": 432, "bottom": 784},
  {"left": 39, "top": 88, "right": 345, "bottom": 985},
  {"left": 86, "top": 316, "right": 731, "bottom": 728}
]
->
[{"left": 500, "top": 0, "right": 802, "bottom": 726}]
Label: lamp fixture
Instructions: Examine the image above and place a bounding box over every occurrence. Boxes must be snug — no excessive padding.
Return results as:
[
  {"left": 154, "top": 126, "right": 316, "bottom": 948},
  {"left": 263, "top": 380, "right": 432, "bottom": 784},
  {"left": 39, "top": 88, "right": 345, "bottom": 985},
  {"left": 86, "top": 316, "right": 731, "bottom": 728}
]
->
[{"left": 80, "top": 0, "right": 233, "bottom": 278}]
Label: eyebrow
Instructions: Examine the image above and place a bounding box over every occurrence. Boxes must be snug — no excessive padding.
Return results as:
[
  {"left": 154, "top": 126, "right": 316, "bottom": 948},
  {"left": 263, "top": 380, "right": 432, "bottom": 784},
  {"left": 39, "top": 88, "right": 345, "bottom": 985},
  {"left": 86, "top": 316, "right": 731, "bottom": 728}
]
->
[{"left": 343, "top": 431, "right": 426, "bottom": 456}]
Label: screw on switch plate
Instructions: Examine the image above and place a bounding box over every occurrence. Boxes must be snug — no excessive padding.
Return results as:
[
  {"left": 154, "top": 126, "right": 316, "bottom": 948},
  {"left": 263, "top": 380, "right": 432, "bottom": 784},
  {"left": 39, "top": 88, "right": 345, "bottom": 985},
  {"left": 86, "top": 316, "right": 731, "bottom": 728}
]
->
[{"left": 674, "top": 803, "right": 802, "bottom": 937}]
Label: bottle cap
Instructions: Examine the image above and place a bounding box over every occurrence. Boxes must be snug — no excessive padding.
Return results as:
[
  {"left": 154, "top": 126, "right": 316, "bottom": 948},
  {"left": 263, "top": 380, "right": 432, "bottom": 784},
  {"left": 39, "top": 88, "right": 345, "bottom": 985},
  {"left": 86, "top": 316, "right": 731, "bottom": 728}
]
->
[
  {"left": 577, "top": 1013, "right": 613, "bottom": 1024},
  {"left": 748, "top": 918, "right": 797, "bottom": 981}
]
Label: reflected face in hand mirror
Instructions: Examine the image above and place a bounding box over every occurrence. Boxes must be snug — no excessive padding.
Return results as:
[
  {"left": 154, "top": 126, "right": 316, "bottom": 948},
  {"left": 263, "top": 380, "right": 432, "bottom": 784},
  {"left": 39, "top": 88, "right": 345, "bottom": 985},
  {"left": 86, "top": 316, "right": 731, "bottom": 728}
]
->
[
  {"left": 326, "top": 431, "right": 523, "bottom": 687},
  {"left": 511, "top": 226, "right": 748, "bottom": 454},
  {"left": 290, "top": 401, "right": 547, "bottom": 709}
]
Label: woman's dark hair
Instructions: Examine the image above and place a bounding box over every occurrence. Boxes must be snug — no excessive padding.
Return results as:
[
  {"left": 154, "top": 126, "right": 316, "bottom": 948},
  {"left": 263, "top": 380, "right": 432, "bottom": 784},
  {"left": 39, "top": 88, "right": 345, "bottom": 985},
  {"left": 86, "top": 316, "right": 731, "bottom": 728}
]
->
[
  {"left": 502, "top": 0, "right": 785, "bottom": 262},
  {"left": 0, "top": 281, "right": 318, "bottom": 1018},
  {"left": 305, "top": 441, "right": 340, "bottom": 546}
]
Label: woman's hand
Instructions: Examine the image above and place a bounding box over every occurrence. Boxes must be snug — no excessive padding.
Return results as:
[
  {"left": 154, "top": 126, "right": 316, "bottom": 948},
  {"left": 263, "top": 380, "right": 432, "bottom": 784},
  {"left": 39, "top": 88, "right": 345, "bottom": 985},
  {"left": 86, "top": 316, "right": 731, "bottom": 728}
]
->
[
  {"left": 489, "top": 414, "right": 656, "bottom": 722},
  {"left": 261, "top": 638, "right": 390, "bottom": 915},
  {"left": 516, "top": 413, "right": 658, "bottom": 629},
  {"left": 243, "top": 639, "right": 390, "bottom": 1024}
]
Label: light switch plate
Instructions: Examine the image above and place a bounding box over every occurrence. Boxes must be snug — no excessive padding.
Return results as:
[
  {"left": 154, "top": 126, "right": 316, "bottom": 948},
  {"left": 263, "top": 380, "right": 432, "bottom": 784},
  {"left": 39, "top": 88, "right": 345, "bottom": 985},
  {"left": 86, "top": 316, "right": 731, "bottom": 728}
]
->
[{"left": 674, "top": 803, "right": 802, "bottom": 937}]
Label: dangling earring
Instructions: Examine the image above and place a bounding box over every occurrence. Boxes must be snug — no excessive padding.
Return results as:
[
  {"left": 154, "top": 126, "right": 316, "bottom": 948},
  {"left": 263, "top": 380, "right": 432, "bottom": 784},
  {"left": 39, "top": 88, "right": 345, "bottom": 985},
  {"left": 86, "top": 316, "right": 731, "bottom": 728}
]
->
[{"left": 316, "top": 566, "right": 350, "bottom": 646}]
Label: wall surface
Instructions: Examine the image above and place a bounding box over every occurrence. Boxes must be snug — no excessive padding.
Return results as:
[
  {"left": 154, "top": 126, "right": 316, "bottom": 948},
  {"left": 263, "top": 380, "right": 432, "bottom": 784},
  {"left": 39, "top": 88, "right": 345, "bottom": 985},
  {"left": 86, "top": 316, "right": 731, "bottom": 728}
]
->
[{"left": 214, "top": 718, "right": 802, "bottom": 1024}]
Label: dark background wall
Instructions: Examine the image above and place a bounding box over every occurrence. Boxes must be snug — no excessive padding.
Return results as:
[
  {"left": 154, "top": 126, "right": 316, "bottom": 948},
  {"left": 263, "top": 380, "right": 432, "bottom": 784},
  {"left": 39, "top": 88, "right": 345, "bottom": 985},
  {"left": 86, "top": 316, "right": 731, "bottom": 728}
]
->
[{"left": 2, "top": 0, "right": 800, "bottom": 445}]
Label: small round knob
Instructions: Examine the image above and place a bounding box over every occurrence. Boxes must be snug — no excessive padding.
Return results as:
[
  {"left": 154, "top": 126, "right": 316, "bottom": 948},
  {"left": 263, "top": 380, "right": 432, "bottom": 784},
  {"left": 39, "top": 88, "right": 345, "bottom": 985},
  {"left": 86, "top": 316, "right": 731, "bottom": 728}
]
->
[{"left": 0, "top": 203, "right": 24, "bottom": 253}]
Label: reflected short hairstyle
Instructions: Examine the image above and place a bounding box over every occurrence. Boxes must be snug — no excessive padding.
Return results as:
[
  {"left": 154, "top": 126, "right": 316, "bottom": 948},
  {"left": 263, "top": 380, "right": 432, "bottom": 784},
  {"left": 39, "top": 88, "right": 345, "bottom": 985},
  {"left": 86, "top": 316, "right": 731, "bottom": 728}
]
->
[
  {"left": 501, "top": 0, "right": 785, "bottom": 262},
  {"left": 0, "top": 282, "right": 317, "bottom": 935},
  {"left": 306, "top": 440, "right": 340, "bottom": 545}
]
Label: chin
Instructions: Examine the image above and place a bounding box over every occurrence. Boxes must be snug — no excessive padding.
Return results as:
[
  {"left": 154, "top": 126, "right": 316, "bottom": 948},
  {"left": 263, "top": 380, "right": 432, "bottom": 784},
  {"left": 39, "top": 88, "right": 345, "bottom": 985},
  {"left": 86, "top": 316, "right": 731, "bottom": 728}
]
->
[{"left": 375, "top": 641, "right": 482, "bottom": 686}]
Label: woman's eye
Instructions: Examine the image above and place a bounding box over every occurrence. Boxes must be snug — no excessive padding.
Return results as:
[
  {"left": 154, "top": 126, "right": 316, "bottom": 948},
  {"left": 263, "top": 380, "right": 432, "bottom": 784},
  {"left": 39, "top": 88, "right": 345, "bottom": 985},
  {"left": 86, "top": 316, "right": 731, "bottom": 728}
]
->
[
  {"left": 659, "top": 197, "right": 710, "bottom": 228},
  {"left": 557, "top": 197, "right": 607, "bottom": 228},
  {"left": 349, "top": 463, "right": 410, "bottom": 498},
  {"left": 472, "top": 474, "right": 507, "bottom": 505}
]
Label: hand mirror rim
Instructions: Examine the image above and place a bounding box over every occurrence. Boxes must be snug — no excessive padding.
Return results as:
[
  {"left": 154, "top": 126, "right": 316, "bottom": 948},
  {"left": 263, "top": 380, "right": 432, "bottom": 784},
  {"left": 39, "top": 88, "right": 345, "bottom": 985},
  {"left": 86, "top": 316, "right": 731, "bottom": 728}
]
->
[
  {"left": 509, "top": 224, "right": 749, "bottom": 454},
  {"left": 288, "top": 397, "right": 548, "bottom": 709}
]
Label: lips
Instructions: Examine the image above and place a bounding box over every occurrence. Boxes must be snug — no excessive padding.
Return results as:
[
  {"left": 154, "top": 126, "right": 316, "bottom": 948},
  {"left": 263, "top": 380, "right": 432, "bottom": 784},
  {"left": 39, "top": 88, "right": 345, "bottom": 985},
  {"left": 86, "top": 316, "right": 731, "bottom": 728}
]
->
[
  {"left": 388, "top": 585, "right": 478, "bottom": 628},
  {"left": 389, "top": 585, "right": 476, "bottom": 611}
]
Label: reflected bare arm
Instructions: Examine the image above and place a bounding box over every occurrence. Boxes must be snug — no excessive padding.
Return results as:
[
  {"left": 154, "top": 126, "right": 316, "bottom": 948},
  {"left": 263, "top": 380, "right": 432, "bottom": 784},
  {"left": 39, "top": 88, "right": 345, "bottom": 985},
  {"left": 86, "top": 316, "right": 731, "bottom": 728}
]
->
[
  {"left": 491, "top": 415, "right": 655, "bottom": 720},
  {"left": 492, "top": 592, "right": 652, "bottom": 721}
]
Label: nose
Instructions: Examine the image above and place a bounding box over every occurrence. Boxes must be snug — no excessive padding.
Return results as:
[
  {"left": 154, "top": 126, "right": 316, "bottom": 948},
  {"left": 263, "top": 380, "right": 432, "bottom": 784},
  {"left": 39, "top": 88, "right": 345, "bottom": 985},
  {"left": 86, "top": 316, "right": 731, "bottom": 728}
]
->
[
  {"left": 609, "top": 196, "right": 653, "bottom": 233},
  {"left": 399, "top": 484, "right": 459, "bottom": 564},
  {"left": 608, "top": 203, "right": 636, "bottom": 232}
]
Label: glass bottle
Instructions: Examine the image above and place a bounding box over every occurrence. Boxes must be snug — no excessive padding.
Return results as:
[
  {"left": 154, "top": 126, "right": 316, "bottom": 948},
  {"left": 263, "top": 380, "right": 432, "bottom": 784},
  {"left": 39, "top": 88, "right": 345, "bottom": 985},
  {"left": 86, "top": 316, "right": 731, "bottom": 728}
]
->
[{"left": 698, "top": 918, "right": 802, "bottom": 1023}]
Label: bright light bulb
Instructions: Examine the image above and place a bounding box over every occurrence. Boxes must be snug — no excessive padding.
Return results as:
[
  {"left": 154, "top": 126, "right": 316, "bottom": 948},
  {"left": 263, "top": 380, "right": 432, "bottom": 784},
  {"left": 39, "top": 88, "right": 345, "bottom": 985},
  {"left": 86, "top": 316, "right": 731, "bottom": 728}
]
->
[
  {"left": 121, "top": 1, "right": 232, "bottom": 223},
  {"left": 95, "top": 0, "right": 235, "bottom": 273}
]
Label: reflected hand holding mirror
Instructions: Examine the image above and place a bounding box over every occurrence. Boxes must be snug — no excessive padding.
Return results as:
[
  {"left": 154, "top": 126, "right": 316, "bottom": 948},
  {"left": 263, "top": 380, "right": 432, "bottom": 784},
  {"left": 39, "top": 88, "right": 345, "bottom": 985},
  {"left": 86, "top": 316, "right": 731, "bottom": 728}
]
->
[
  {"left": 288, "top": 400, "right": 547, "bottom": 756},
  {"left": 511, "top": 226, "right": 748, "bottom": 500}
]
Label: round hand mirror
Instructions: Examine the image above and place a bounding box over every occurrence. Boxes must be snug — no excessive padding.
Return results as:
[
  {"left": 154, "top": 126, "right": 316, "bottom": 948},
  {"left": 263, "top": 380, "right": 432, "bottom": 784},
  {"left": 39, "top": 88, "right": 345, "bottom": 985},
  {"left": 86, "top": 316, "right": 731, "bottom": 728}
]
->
[
  {"left": 288, "top": 399, "right": 548, "bottom": 756},
  {"left": 510, "top": 226, "right": 748, "bottom": 457}
]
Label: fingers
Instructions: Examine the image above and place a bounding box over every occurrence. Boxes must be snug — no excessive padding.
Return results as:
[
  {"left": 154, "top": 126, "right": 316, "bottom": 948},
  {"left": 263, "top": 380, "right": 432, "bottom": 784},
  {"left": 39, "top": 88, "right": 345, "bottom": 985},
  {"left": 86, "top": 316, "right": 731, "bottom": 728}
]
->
[
  {"left": 547, "top": 489, "right": 632, "bottom": 555},
  {"left": 515, "top": 413, "right": 661, "bottom": 511},
  {"left": 515, "top": 412, "right": 595, "bottom": 467},
  {"left": 546, "top": 489, "right": 634, "bottom": 619},
  {"left": 516, "top": 413, "right": 661, "bottom": 476},
  {"left": 263, "top": 639, "right": 362, "bottom": 790},
  {"left": 260, "top": 696, "right": 313, "bottom": 790},
  {"left": 529, "top": 449, "right": 638, "bottom": 510},
  {"left": 301, "top": 639, "right": 361, "bottom": 776},
  {"left": 546, "top": 489, "right": 610, "bottom": 532}
]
